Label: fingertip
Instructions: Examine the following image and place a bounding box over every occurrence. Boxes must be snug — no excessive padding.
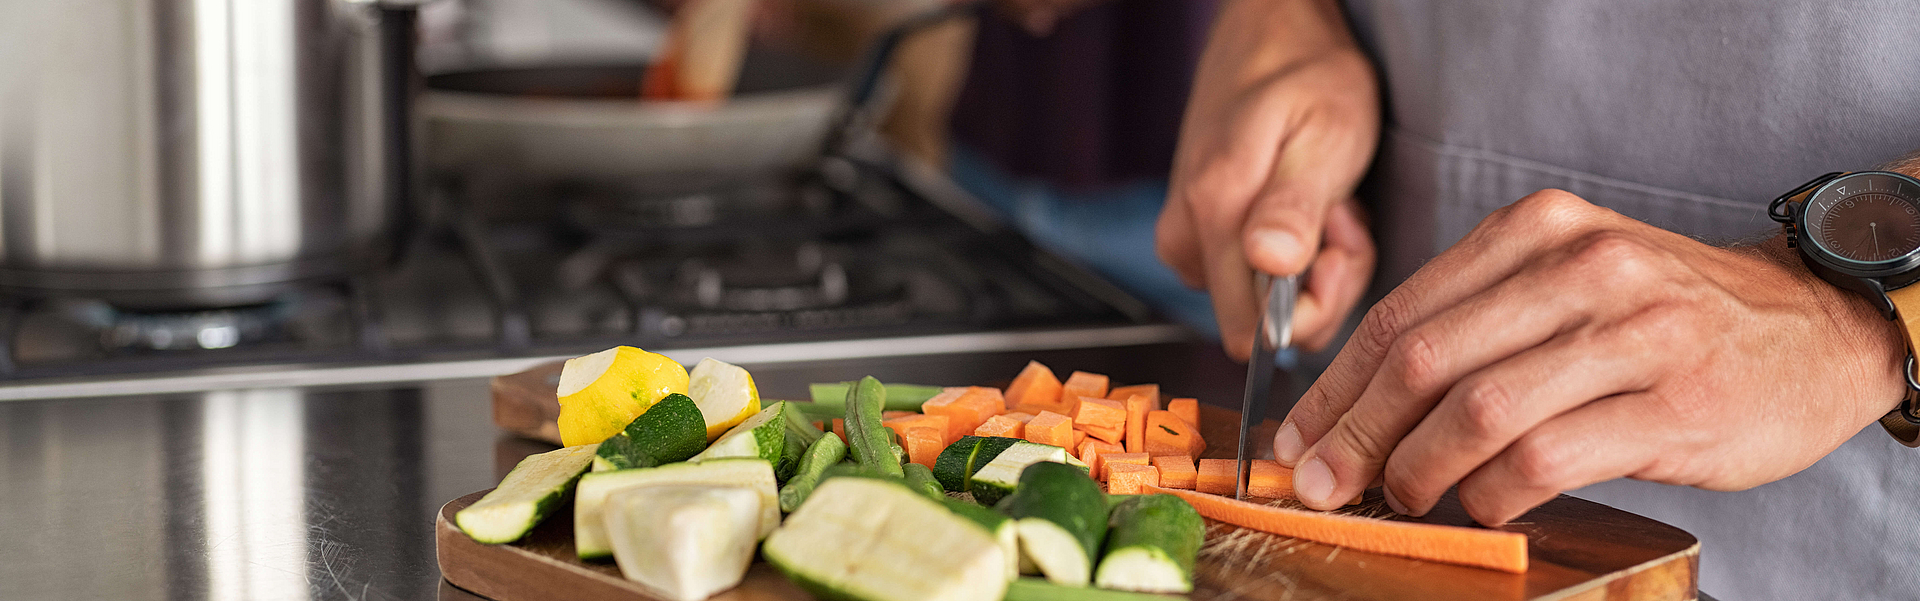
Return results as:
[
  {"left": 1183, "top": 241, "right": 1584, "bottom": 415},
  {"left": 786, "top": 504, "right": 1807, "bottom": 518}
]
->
[
  {"left": 1247, "top": 229, "right": 1308, "bottom": 276},
  {"left": 1293, "top": 456, "right": 1339, "bottom": 510},
  {"left": 1273, "top": 422, "right": 1305, "bottom": 466}
]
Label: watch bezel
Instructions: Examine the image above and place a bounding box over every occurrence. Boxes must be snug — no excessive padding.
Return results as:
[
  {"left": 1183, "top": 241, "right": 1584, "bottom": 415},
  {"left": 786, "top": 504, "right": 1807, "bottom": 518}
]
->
[{"left": 1794, "top": 171, "right": 1920, "bottom": 278}]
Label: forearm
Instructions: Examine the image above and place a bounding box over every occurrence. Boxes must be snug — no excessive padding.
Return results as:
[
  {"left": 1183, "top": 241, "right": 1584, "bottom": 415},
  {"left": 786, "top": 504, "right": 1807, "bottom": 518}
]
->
[{"left": 1195, "top": 0, "right": 1363, "bottom": 90}]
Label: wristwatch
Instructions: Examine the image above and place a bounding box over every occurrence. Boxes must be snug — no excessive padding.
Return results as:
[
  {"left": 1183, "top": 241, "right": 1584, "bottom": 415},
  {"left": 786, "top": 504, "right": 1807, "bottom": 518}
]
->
[{"left": 1770, "top": 170, "right": 1920, "bottom": 447}]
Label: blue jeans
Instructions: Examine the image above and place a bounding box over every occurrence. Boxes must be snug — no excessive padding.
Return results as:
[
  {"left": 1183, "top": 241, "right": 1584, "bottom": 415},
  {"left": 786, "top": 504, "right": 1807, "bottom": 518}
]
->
[{"left": 949, "top": 146, "right": 1220, "bottom": 339}]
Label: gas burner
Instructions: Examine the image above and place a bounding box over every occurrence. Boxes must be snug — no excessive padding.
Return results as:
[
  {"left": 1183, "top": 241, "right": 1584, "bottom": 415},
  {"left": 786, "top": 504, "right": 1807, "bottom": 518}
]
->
[
  {"left": 675, "top": 242, "right": 849, "bottom": 311},
  {"left": 63, "top": 301, "right": 295, "bottom": 352}
]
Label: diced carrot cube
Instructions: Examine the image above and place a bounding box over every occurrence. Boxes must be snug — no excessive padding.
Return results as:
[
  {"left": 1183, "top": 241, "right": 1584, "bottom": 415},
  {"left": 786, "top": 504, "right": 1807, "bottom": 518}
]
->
[
  {"left": 1153, "top": 455, "right": 1197, "bottom": 490},
  {"left": 924, "top": 386, "right": 1005, "bottom": 443},
  {"left": 1072, "top": 429, "right": 1088, "bottom": 451},
  {"left": 882, "top": 410, "right": 917, "bottom": 419},
  {"left": 1101, "top": 452, "right": 1150, "bottom": 481},
  {"left": 1106, "top": 463, "right": 1160, "bottom": 494},
  {"left": 1122, "top": 394, "right": 1153, "bottom": 453},
  {"left": 1144, "top": 410, "right": 1205, "bottom": 457},
  {"left": 1247, "top": 459, "right": 1291, "bottom": 498},
  {"left": 1074, "top": 397, "right": 1127, "bottom": 430},
  {"left": 1058, "top": 371, "right": 1109, "bottom": 418},
  {"left": 901, "top": 426, "right": 945, "bottom": 468},
  {"left": 1078, "top": 439, "right": 1123, "bottom": 480},
  {"left": 1002, "top": 411, "right": 1036, "bottom": 424},
  {"left": 1108, "top": 384, "right": 1161, "bottom": 407},
  {"left": 1082, "top": 422, "right": 1124, "bottom": 445},
  {"left": 1196, "top": 459, "right": 1236, "bottom": 495},
  {"left": 1024, "top": 411, "right": 1074, "bottom": 449},
  {"left": 1006, "top": 361, "right": 1063, "bottom": 414},
  {"left": 884, "top": 414, "right": 953, "bottom": 447},
  {"left": 1167, "top": 398, "right": 1199, "bottom": 430},
  {"left": 974, "top": 414, "right": 1024, "bottom": 438},
  {"left": 832, "top": 418, "right": 846, "bottom": 444}
]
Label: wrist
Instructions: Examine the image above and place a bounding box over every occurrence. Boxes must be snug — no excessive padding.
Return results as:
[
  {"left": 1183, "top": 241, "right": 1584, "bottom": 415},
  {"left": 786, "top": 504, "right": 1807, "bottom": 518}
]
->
[{"left": 1749, "top": 233, "right": 1909, "bottom": 417}]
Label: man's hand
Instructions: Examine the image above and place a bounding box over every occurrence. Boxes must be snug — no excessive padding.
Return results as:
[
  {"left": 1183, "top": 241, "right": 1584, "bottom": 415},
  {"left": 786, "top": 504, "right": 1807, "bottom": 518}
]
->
[
  {"left": 1158, "top": 0, "right": 1380, "bottom": 358},
  {"left": 1273, "top": 189, "right": 1909, "bottom": 525}
]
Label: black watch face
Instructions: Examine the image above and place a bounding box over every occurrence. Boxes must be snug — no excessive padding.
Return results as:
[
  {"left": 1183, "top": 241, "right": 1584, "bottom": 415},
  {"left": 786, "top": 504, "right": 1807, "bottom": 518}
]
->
[{"left": 1802, "top": 172, "right": 1920, "bottom": 267}]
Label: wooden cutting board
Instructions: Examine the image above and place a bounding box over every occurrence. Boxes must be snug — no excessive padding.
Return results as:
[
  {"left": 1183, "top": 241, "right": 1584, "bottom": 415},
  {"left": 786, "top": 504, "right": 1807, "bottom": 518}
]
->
[{"left": 444, "top": 363, "right": 1700, "bottom": 601}]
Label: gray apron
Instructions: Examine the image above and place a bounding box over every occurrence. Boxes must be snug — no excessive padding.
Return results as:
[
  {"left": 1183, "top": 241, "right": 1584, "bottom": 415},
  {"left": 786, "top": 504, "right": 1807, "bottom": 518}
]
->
[{"left": 1340, "top": 1, "right": 1920, "bottom": 598}]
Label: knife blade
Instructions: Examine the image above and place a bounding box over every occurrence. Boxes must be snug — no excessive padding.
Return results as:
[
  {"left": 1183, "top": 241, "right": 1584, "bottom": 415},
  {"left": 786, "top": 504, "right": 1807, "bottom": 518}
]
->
[{"left": 1236, "top": 273, "right": 1296, "bottom": 500}]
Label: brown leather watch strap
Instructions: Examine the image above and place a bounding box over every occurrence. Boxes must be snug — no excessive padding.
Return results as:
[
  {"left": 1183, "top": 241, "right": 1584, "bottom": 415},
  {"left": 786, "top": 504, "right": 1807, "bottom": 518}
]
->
[{"left": 1879, "top": 284, "right": 1920, "bottom": 446}]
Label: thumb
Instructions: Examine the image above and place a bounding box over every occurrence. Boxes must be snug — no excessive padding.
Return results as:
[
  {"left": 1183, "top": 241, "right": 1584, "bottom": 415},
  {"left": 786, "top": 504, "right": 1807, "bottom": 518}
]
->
[{"left": 1243, "top": 183, "right": 1339, "bottom": 277}]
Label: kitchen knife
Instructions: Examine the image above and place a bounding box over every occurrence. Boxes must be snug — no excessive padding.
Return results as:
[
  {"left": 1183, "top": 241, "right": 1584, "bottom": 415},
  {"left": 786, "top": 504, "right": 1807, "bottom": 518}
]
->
[{"left": 1236, "top": 273, "right": 1296, "bottom": 500}]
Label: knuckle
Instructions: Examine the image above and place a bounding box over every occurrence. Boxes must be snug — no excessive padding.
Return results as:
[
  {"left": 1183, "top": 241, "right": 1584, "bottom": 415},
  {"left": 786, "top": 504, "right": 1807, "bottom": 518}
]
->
[
  {"left": 1509, "top": 435, "right": 1573, "bottom": 490},
  {"left": 1386, "top": 329, "right": 1448, "bottom": 394},
  {"left": 1455, "top": 377, "right": 1517, "bottom": 440},
  {"left": 1383, "top": 459, "right": 1440, "bottom": 507},
  {"left": 1510, "top": 188, "right": 1593, "bottom": 227},
  {"left": 1356, "top": 293, "right": 1415, "bottom": 357},
  {"left": 1326, "top": 416, "right": 1394, "bottom": 463},
  {"left": 1569, "top": 230, "right": 1657, "bottom": 281}
]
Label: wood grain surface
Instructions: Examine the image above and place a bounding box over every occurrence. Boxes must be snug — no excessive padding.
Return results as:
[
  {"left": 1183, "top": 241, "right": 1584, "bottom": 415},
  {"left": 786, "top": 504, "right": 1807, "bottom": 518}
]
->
[{"left": 448, "top": 362, "right": 1700, "bottom": 601}]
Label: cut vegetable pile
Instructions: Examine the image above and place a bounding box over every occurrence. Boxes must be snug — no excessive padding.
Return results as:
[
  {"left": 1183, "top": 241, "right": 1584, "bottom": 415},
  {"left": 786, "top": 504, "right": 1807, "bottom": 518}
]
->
[{"left": 454, "top": 349, "right": 1533, "bottom": 601}]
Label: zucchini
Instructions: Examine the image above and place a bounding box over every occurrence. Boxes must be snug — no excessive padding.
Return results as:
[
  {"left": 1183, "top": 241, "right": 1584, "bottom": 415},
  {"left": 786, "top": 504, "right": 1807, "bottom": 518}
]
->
[
  {"left": 995, "top": 462, "right": 1108, "bottom": 587},
  {"left": 942, "top": 499, "right": 1020, "bottom": 581},
  {"left": 1094, "top": 495, "right": 1205, "bottom": 593},
  {"left": 844, "top": 376, "right": 905, "bottom": 477},
  {"left": 764, "top": 477, "right": 1010, "bottom": 601},
  {"left": 691, "top": 401, "right": 791, "bottom": 466},
  {"left": 454, "top": 443, "right": 598, "bottom": 544},
  {"left": 573, "top": 458, "right": 780, "bottom": 560},
  {"left": 966, "top": 441, "right": 1068, "bottom": 506},
  {"left": 604, "top": 484, "right": 762, "bottom": 601},
  {"left": 1002, "top": 578, "right": 1178, "bottom": 601},
  {"left": 592, "top": 394, "right": 709, "bottom": 471},
  {"left": 777, "top": 434, "right": 847, "bottom": 512},
  {"left": 807, "top": 381, "right": 946, "bottom": 412},
  {"left": 902, "top": 463, "right": 945, "bottom": 500},
  {"left": 931, "top": 436, "right": 1021, "bottom": 492}
]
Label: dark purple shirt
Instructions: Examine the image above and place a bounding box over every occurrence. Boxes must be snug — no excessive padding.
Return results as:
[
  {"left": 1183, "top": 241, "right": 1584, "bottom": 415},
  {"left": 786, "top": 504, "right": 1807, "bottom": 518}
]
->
[{"left": 949, "top": 0, "right": 1220, "bottom": 191}]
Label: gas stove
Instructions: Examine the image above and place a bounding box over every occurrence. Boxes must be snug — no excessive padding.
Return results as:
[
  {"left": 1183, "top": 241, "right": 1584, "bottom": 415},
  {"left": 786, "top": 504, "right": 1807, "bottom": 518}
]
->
[{"left": 0, "top": 155, "right": 1183, "bottom": 392}]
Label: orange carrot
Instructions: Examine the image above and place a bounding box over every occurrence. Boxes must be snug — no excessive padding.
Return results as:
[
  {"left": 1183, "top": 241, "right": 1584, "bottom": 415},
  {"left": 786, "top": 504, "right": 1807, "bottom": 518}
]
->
[
  {"left": 1101, "top": 452, "right": 1150, "bottom": 481},
  {"left": 1167, "top": 398, "right": 1199, "bottom": 430},
  {"left": 832, "top": 418, "right": 846, "bottom": 444},
  {"left": 1078, "top": 439, "right": 1123, "bottom": 480},
  {"left": 882, "top": 410, "right": 917, "bottom": 419},
  {"left": 924, "top": 386, "right": 1003, "bottom": 443},
  {"left": 1152, "top": 455, "right": 1197, "bottom": 489},
  {"left": 1195, "top": 459, "right": 1235, "bottom": 495},
  {"left": 1082, "top": 422, "right": 1125, "bottom": 445},
  {"left": 1247, "top": 459, "right": 1291, "bottom": 498},
  {"left": 884, "top": 414, "right": 953, "bottom": 447},
  {"left": 1074, "top": 397, "right": 1127, "bottom": 430},
  {"left": 1006, "top": 361, "right": 1064, "bottom": 414},
  {"left": 1072, "top": 429, "right": 1088, "bottom": 451},
  {"left": 1025, "top": 411, "right": 1074, "bottom": 449},
  {"left": 1143, "top": 486, "right": 1529, "bottom": 573},
  {"left": 1144, "top": 410, "right": 1205, "bottom": 457},
  {"left": 1002, "top": 411, "right": 1036, "bottom": 424},
  {"left": 1107, "top": 384, "right": 1161, "bottom": 407},
  {"left": 1107, "top": 463, "right": 1160, "bottom": 494},
  {"left": 1122, "top": 394, "right": 1152, "bottom": 453},
  {"left": 1059, "top": 371, "right": 1109, "bottom": 418},
  {"left": 974, "top": 414, "right": 1024, "bottom": 438}
]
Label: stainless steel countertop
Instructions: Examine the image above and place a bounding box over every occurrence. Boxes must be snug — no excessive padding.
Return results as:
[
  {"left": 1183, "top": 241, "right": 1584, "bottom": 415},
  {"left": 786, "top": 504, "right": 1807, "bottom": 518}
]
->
[{"left": 0, "top": 340, "right": 1257, "bottom": 601}]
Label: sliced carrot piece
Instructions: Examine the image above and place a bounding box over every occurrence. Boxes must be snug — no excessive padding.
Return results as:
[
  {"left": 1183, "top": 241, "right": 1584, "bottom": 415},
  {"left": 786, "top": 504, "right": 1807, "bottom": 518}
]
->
[
  {"left": 882, "top": 410, "right": 918, "bottom": 419},
  {"left": 1006, "top": 360, "right": 1063, "bottom": 414},
  {"left": 1144, "top": 410, "right": 1205, "bottom": 457},
  {"left": 1024, "top": 411, "right": 1074, "bottom": 449},
  {"left": 1072, "top": 429, "right": 1088, "bottom": 451},
  {"left": 901, "top": 426, "right": 945, "bottom": 468},
  {"left": 1122, "top": 394, "right": 1152, "bottom": 453},
  {"left": 924, "top": 386, "right": 1003, "bottom": 443},
  {"left": 1074, "top": 397, "right": 1127, "bottom": 430},
  {"left": 1001, "top": 411, "right": 1036, "bottom": 424},
  {"left": 1101, "top": 452, "right": 1150, "bottom": 481},
  {"left": 974, "top": 414, "right": 1024, "bottom": 438},
  {"left": 1082, "top": 422, "right": 1125, "bottom": 445},
  {"left": 832, "top": 418, "right": 846, "bottom": 444},
  {"left": 883, "top": 414, "right": 952, "bottom": 447},
  {"left": 1167, "top": 398, "right": 1199, "bottom": 430},
  {"left": 1108, "top": 384, "right": 1161, "bottom": 407},
  {"left": 1107, "top": 463, "right": 1160, "bottom": 494},
  {"left": 1152, "top": 455, "right": 1197, "bottom": 490},
  {"left": 1196, "top": 459, "right": 1236, "bottom": 495},
  {"left": 1078, "top": 439, "right": 1123, "bottom": 480},
  {"left": 1247, "top": 459, "right": 1291, "bottom": 498},
  {"left": 1058, "top": 371, "right": 1109, "bottom": 418},
  {"left": 1143, "top": 486, "right": 1529, "bottom": 573}
]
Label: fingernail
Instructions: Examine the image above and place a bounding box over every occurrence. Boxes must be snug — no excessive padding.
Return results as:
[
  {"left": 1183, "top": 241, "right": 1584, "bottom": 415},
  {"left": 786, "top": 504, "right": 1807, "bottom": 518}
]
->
[
  {"left": 1273, "top": 422, "right": 1305, "bottom": 465},
  {"left": 1253, "top": 230, "right": 1303, "bottom": 265},
  {"left": 1383, "top": 487, "right": 1410, "bottom": 515},
  {"left": 1294, "top": 457, "right": 1335, "bottom": 507}
]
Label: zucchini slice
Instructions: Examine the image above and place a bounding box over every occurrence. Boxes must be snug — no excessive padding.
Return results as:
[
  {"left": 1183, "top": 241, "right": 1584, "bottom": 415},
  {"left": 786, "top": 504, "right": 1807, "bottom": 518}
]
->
[
  {"left": 454, "top": 443, "right": 598, "bottom": 544},
  {"left": 995, "top": 462, "right": 1108, "bottom": 586},
  {"left": 574, "top": 458, "right": 779, "bottom": 560},
  {"left": 1094, "top": 494, "right": 1204, "bottom": 593},
  {"left": 604, "top": 484, "right": 763, "bottom": 601},
  {"left": 967, "top": 441, "right": 1068, "bottom": 506},
  {"left": 765, "top": 477, "right": 1010, "bottom": 601}
]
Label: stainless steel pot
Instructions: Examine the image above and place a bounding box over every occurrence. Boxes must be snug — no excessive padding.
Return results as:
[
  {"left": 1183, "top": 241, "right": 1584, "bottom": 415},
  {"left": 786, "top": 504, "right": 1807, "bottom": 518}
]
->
[{"left": 0, "top": 0, "right": 419, "bottom": 309}]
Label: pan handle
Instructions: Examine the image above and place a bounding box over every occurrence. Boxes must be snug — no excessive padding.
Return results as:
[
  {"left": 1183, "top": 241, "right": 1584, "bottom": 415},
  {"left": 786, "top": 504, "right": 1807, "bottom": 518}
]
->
[{"left": 821, "top": 1, "right": 988, "bottom": 157}]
